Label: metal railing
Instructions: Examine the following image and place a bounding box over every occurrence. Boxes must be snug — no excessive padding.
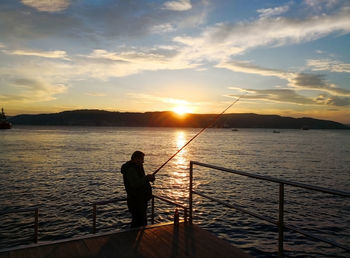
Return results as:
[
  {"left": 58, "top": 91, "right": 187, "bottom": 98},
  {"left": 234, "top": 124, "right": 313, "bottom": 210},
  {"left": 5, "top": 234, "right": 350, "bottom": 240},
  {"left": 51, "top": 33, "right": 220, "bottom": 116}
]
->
[
  {"left": 189, "top": 161, "right": 350, "bottom": 258},
  {"left": 2, "top": 161, "right": 348, "bottom": 257},
  {"left": 92, "top": 194, "right": 187, "bottom": 233},
  {"left": 151, "top": 195, "right": 188, "bottom": 224},
  {"left": 92, "top": 197, "right": 127, "bottom": 233},
  {"left": 0, "top": 207, "right": 39, "bottom": 244},
  {"left": 0, "top": 194, "right": 186, "bottom": 246}
]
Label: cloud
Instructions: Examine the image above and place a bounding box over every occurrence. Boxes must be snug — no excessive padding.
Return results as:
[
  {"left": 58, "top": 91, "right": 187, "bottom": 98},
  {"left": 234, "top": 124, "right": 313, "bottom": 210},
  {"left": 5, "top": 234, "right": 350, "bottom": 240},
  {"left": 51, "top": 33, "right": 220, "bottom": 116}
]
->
[
  {"left": 86, "top": 48, "right": 180, "bottom": 63},
  {"left": 85, "top": 92, "right": 106, "bottom": 97},
  {"left": 0, "top": 6, "right": 79, "bottom": 43},
  {"left": 151, "top": 23, "right": 176, "bottom": 33},
  {"left": 0, "top": 45, "right": 197, "bottom": 84},
  {"left": 220, "top": 60, "right": 350, "bottom": 97},
  {"left": 314, "top": 94, "right": 350, "bottom": 106},
  {"left": 21, "top": 0, "right": 70, "bottom": 12},
  {"left": 230, "top": 88, "right": 350, "bottom": 107},
  {"left": 3, "top": 49, "right": 69, "bottom": 60},
  {"left": 163, "top": 98, "right": 190, "bottom": 105},
  {"left": 0, "top": 77, "right": 67, "bottom": 103},
  {"left": 174, "top": 7, "right": 350, "bottom": 59},
  {"left": 289, "top": 73, "right": 350, "bottom": 96},
  {"left": 75, "top": 48, "right": 198, "bottom": 79},
  {"left": 217, "top": 60, "right": 290, "bottom": 79},
  {"left": 303, "top": 0, "right": 341, "bottom": 11},
  {"left": 162, "top": 0, "right": 192, "bottom": 11},
  {"left": 315, "top": 49, "right": 325, "bottom": 54},
  {"left": 0, "top": 0, "right": 208, "bottom": 47},
  {"left": 323, "top": 96, "right": 350, "bottom": 106},
  {"left": 231, "top": 88, "right": 315, "bottom": 105},
  {"left": 128, "top": 93, "right": 190, "bottom": 105},
  {"left": 3, "top": 1, "right": 348, "bottom": 71},
  {"left": 173, "top": 36, "right": 244, "bottom": 62},
  {"left": 0, "top": 57, "right": 74, "bottom": 86},
  {"left": 307, "top": 59, "right": 350, "bottom": 73},
  {"left": 257, "top": 4, "right": 290, "bottom": 18}
]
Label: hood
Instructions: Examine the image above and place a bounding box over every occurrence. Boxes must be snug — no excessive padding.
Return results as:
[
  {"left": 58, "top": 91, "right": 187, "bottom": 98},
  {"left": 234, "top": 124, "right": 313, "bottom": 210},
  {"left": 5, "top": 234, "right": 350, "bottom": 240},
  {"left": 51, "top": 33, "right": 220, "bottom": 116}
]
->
[{"left": 121, "top": 160, "right": 133, "bottom": 175}]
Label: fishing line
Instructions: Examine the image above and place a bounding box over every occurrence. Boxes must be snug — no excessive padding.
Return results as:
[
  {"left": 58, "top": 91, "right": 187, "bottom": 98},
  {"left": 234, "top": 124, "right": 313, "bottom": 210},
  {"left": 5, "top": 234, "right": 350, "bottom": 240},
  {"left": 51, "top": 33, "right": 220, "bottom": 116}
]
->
[{"left": 153, "top": 93, "right": 246, "bottom": 176}]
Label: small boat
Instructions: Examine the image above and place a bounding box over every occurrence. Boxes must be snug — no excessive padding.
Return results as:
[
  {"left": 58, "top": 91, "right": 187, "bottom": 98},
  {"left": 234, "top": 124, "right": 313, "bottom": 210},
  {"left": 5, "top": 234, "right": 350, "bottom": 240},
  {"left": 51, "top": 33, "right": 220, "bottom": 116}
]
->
[
  {"left": 0, "top": 108, "right": 12, "bottom": 129},
  {"left": 273, "top": 130, "right": 280, "bottom": 133},
  {"left": 232, "top": 128, "right": 239, "bottom": 131}
]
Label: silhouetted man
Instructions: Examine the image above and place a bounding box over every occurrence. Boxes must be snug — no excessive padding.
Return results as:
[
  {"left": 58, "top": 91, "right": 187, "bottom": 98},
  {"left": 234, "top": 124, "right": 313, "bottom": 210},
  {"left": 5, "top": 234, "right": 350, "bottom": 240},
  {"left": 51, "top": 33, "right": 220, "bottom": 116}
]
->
[{"left": 121, "top": 151, "right": 155, "bottom": 228}]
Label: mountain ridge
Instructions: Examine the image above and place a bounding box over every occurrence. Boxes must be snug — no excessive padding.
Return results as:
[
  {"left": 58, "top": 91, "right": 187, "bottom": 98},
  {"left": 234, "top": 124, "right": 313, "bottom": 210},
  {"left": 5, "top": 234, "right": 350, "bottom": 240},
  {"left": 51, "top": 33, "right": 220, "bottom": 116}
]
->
[{"left": 9, "top": 109, "right": 349, "bottom": 129}]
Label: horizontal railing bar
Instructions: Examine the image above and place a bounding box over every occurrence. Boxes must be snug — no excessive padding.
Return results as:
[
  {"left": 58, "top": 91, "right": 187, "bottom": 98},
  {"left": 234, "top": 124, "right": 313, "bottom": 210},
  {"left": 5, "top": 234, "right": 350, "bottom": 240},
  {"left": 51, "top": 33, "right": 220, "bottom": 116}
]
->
[
  {"left": 192, "top": 161, "right": 350, "bottom": 253},
  {"left": 0, "top": 207, "right": 38, "bottom": 216},
  {"left": 193, "top": 190, "right": 276, "bottom": 225},
  {"left": 95, "top": 225, "right": 121, "bottom": 232},
  {"left": 0, "top": 207, "right": 39, "bottom": 244},
  {"left": 93, "top": 197, "right": 127, "bottom": 206},
  {"left": 93, "top": 195, "right": 188, "bottom": 233},
  {"left": 284, "top": 223, "right": 350, "bottom": 251},
  {"left": 93, "top": 196, "right": 186, "bottom": 210},
  {"left": 195, "top": 190, "right": 350, "bottom": 252},
  {"left": 191, "top": 161, "right": 350, "bottom": 197},
  {"left": 153, "top": 195, "right": 188, "bottom": 210}
]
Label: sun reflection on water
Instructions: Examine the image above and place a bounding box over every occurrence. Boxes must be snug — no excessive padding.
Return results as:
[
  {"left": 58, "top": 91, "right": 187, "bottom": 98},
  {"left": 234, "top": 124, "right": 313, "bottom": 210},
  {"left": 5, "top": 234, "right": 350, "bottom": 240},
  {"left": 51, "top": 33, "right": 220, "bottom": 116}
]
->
[
  {"left": 176, "top": 131, "right": 186, "bottom": 148},
  {"left": 174, "top": 130, "right": 188, "bottom": 168},
  {"left": 167, "top": 130, "right": 190, "bottom": 200}
]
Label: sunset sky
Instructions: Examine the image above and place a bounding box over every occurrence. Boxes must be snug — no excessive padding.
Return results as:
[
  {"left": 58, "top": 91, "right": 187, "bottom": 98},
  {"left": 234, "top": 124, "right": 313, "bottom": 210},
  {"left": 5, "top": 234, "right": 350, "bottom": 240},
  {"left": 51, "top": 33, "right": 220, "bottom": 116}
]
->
[{"left": 0, "top": 0, "right": 349, "bottom": 123}]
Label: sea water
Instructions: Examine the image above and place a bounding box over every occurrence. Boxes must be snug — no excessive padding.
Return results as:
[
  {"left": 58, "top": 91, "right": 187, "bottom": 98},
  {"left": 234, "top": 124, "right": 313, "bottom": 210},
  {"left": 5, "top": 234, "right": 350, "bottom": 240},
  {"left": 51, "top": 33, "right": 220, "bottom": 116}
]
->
[{"left": 0, "top": 126, "right": 349, "bottom": 257}]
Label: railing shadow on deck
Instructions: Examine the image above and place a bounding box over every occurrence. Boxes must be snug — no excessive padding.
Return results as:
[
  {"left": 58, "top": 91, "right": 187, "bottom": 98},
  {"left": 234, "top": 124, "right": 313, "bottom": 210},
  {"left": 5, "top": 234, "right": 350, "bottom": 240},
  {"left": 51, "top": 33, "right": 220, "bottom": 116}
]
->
[{"left": 189, "top": 161, "right": 350, "bottom": 258}]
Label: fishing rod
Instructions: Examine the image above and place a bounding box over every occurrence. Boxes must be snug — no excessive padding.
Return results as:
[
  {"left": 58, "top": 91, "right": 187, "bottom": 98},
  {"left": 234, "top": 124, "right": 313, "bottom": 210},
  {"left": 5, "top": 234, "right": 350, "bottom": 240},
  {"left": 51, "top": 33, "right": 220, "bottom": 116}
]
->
[{"left": 152, "top": 93, "right": 246, "bottom": 176}]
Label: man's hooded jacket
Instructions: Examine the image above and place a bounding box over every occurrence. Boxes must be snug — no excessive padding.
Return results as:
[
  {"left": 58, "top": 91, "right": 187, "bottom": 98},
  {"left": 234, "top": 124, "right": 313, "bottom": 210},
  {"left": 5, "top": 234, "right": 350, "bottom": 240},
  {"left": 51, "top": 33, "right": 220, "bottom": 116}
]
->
[{"left": 121, "top": 160, "right": 152, "bottom": 202}]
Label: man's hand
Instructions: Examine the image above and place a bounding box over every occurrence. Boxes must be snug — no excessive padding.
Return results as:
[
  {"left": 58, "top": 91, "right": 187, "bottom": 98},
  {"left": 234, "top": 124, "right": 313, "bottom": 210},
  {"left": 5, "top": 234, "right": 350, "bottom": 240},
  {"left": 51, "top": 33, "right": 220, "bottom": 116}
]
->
[{"left": 146, "top": 174, "right": 155, "bottom": 182}]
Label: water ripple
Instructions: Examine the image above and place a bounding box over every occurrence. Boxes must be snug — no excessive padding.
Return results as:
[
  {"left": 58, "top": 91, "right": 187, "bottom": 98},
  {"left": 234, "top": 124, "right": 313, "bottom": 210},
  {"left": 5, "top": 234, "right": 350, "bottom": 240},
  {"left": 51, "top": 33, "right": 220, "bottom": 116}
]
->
[{"left": 0, "top": 127, "right": 349, "bottom": 257}]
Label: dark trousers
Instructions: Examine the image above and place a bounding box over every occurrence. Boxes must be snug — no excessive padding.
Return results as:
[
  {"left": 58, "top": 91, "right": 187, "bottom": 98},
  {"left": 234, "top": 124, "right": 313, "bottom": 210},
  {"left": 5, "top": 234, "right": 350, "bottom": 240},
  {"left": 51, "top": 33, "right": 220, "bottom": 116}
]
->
[{"left": 127, "top": 198, "right": 148, "bottom": 228}]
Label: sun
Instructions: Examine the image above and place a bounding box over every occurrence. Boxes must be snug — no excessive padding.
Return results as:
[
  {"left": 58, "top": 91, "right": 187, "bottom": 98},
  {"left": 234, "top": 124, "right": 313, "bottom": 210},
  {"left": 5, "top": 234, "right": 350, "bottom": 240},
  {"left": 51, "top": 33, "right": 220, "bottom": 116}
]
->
[{"left": 172, "top": 106, "right": 191, "bottom": 116}]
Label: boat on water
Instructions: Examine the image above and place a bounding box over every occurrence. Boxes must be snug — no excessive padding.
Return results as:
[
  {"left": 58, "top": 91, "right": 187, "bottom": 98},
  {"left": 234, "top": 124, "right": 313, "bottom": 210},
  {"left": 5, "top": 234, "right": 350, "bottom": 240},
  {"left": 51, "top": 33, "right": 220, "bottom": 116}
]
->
[{"left": 0, "top": 108, "right": 12, "bottom": 129}]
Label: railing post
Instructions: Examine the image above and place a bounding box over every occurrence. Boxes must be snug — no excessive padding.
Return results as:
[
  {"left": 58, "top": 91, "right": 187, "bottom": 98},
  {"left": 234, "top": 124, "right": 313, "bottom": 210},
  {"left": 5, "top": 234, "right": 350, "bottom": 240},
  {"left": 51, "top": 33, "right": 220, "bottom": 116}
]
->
[
  {"left": 278, "top": 183, "right": 285, "bottom": 258},
  {"left": 93, "top": 204, "right": 97, "bottom": 234},
  {"left": 34, "top": 208, "right": 38, "bottom": 243},
  {"left": 189, "top": 161, "right": 193, "bottom": 224},
  {"left": 151, "top": 196, "right": 155, "bottom": 224}
]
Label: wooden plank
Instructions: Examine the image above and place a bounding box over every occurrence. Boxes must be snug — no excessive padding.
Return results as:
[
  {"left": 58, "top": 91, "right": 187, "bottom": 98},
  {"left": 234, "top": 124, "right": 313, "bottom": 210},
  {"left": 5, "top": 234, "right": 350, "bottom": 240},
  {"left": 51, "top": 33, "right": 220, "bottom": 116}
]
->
[
  {"left": 83, "top": 235, "right": 110, "bottom": 256},
  {"left": 0, "top": 223, "right": 252, "bottom": 258},
  {"left": 104, "top": 229, "right": 144, "bottom": 257},
  {"left": 0, "top": 251, "right": 8, "bottom": 258},
  {"left": 47, "top": 240, "right": 90, "bottom": 258},
  {"left": 84, "top": 232, "right": 136, "bottom": 257},
  {"left": 130, "top": 227, "right": 163, "bottom": 257},
  {"left": 147, "top": 224, "right": 188, "bottom": 257},
  {"left": 138, "top": 223, "right": 251, "bottom": 258},
  {"left": 148, "top": 223, "right": 207, "bottom": 257},
  {"left": 143, "top": 225, "right": 177, "bottom": 257},
  {"left": 190, "top": 224, "right": 249, "bottom": 257}
]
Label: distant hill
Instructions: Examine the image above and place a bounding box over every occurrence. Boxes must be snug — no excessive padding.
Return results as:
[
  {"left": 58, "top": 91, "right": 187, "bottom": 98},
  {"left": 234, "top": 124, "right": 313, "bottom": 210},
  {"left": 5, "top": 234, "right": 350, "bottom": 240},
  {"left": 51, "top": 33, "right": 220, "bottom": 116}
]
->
[{"left": 9, "top": 109, "right": 349, "bottom": 129}]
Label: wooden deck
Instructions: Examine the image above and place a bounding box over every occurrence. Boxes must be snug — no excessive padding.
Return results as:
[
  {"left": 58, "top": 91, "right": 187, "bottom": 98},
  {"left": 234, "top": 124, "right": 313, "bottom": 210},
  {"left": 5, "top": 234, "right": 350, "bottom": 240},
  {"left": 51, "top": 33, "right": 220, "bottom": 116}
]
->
[{"left": 0, "top": 222, "right": 251, "bottom": 258}]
